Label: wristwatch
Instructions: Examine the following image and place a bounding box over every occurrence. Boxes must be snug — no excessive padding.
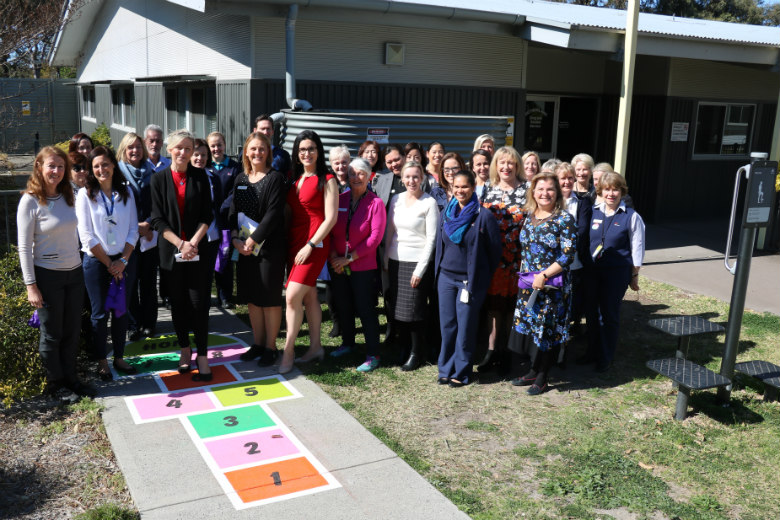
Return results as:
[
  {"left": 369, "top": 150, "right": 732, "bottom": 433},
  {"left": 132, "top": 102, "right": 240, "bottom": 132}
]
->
[
  {"left": 346, "top": 254, "right": 353, "bottom": 263},
  {"left": 119, "top": 257, "right": 128, "bottom": 266}
]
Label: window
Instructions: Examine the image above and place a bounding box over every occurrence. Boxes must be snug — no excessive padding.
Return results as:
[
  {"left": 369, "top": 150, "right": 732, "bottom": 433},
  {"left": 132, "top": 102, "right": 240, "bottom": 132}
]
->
[
  {"left": 165, "top": 84, "right": 217, "bottom": 138},
  {"left": 694, "top": 103, "right": 754, "bottom": 156},
  {"left": 111, "top": 86, "right": 135, "bottom": 128},
  {"left": 81, "top": 87, "right": 95, "bottom": 119}
]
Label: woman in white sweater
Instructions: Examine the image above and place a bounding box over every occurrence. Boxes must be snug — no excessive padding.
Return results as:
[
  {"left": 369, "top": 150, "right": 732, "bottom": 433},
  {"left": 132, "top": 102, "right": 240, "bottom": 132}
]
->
[
  {"left": 383, "top": 161, "right": 439, "bottom": 371},
  {"left": 77, "top": 146, "right": 139, "bottom": 381},
  {"left": 17, "top": 147, "right": 93, "bottom": 402}
]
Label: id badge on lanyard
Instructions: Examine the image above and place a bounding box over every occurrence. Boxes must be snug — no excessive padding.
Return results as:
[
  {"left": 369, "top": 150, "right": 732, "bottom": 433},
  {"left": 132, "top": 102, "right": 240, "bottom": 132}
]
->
[{"left": 101, "top": 191, "right": 118, "bottom": 246}]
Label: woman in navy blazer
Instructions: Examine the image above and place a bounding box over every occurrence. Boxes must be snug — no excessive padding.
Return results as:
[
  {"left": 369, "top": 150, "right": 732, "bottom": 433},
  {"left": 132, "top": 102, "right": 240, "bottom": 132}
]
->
[
  {"left": 150, "top": 129, "right": 215, "bottom": 382},
  {"left": 434, "top": 170, "right": 502, "bottom": 387}
]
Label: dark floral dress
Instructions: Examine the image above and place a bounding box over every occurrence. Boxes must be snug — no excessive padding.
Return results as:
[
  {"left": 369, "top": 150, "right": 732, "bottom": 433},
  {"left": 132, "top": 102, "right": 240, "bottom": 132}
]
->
[
  {"left": 513, "top": 210, "right": 577, "bottom": 351},
  {"left": 482, "top": 183, "right": 528, "bottom": 298}
]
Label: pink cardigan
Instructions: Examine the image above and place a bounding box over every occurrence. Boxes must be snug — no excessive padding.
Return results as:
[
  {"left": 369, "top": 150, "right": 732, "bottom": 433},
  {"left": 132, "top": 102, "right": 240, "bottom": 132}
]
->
[{"left": 330, "top": 190, "right": 386, "bottom": 271}]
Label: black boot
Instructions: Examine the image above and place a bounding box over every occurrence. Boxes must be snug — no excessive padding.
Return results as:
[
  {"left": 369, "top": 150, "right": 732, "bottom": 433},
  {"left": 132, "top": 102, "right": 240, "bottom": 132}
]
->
[
  {"left": 401, "top": 324, "right": 423, "bottom": 372},
  {"left": 477, "top": 348, "right": 495, "bottom": 371}
]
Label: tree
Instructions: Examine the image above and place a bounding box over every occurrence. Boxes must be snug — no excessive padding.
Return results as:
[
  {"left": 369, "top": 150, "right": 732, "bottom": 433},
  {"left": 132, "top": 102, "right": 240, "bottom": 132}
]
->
[{"left": 0, "top": 0, "right": 78, "bottom": 78}]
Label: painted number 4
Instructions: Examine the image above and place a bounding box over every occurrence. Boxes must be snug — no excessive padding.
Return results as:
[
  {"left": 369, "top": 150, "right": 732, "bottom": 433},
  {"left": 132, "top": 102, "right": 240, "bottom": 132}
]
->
[{"left": 166, "top": 399, "right": 182, "bottom": 409}]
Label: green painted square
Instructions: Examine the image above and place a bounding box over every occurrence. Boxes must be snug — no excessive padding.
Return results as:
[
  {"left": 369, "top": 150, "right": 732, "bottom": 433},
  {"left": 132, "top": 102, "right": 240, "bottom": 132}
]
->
[
  {"left": 188, "top": 405, "right": 276, "bottom": 439},
  {"left": 212, "top": 379, "right": 293, "bottom": 407},
  {"left": 123, "top": 333, "right": 237, "bottom": 357},
  {"left": 124, "top": 352, "right": 179, "bottom": 374}
]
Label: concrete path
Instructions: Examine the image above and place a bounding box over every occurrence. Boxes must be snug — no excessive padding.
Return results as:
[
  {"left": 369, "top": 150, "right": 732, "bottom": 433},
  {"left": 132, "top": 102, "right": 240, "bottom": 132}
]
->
[
  {"left": 643, "top": 221, "right": 779, "bottom": 316},
  {"left": 97, "top": 307, "right": 468, "bottom": 520}
]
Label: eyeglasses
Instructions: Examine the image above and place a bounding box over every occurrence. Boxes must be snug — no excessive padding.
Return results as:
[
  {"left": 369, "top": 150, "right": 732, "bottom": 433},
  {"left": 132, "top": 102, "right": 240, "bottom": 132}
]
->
[
  {"left": 299, "top": 146, "right": 318, "bottom": 155},
  {"left": 72, "top": 165, "right": 85, "bottom": 172},
  {"left": 442, "top": 167, "right": 461, "bottom": 174}
]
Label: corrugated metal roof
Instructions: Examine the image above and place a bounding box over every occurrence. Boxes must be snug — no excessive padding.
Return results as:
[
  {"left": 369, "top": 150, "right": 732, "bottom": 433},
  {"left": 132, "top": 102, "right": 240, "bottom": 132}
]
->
[{"left": 396, "top": 0, "right": 780, "bottom": 46}]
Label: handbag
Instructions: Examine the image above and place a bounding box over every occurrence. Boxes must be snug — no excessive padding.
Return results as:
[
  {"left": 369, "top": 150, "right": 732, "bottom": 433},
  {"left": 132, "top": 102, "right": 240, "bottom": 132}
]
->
[
  {"left": 517, "top": 271, "right": 564, "bottom": 290},
  {"left": 105, "top": 277, "right": 127, "bottom": 317}
]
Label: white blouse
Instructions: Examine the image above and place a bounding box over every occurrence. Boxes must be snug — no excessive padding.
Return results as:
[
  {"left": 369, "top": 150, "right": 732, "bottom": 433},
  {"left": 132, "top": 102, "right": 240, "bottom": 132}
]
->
[
  {"left": 384, "top": 192, "right": 439, "bottom": 278},
  {"left": 76, "top": 188, "right": 139, "bottom": 257}
]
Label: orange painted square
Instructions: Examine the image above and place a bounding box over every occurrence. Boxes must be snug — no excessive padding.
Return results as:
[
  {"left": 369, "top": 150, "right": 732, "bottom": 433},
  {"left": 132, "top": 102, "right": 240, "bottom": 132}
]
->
[
  {"left": 160, "top": 364, "right": 236, "bottom": 391},
  {"left": 225, "top": 457, "right": 328, "bottom": 502}
]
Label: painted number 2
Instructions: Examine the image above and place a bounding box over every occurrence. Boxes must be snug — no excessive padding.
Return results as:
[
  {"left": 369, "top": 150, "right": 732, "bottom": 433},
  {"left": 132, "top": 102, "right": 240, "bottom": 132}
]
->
[
  {"left": 244, "top": 387, "right": 258, "bottom": 396},
  {"left": 244, "top": 442, "right": 261, "bottom": 455},
  {"left": 271, "top": 471, "right": 282, "bottom": 486},
  {"left": 166, "top": 399, "right": 182, "bottom": 409},
  {"left": 223, "top": 415, "right": 238, "bottom": 427}
]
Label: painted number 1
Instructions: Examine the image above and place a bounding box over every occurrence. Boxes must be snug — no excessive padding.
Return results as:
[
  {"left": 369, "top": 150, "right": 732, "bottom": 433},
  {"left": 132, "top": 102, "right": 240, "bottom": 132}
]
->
[{"left": 271, "top": 471, "right": 282, "bottom": 486}]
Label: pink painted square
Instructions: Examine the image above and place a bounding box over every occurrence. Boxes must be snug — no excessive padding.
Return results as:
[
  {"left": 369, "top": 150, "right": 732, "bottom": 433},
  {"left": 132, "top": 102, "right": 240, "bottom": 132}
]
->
[
  {"left": 203, "top": 428, "right": 299, "bottom": 469},
  {"left": 131, "top": 389, "right": 215, "bottom": 420}
]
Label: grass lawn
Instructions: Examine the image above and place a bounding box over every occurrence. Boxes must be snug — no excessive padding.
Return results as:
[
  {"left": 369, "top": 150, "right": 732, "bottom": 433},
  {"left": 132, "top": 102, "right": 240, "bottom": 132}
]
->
[{"left": 234, "top": 277, "right": 780, "bottom": 520}]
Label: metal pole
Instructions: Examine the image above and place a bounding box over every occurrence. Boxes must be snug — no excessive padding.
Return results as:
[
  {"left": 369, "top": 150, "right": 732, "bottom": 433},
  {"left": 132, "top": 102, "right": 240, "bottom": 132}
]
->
[{"left": 718, "top": 209, "right": 759, "bottom": 403}]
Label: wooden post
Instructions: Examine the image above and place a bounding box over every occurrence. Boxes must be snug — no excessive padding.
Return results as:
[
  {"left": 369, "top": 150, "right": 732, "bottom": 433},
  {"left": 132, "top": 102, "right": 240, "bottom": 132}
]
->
[{"left": 614, "top": 0, "right": 639, "bottom": 176}]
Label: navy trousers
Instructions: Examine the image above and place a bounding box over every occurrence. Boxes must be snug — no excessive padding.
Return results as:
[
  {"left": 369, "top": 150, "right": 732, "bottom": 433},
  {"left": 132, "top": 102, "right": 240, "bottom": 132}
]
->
[
  {"left": 437, "top": 270, "right": 485, "bottom": 384},
  {"left": 83, "top": 254, "right": 134, "bottom": 359},
  {"left": 587, "top": 264, "right": 631, "bottom": 366},
  {"left": 331, "top": 269, "right": 380, "bottom": 357}
]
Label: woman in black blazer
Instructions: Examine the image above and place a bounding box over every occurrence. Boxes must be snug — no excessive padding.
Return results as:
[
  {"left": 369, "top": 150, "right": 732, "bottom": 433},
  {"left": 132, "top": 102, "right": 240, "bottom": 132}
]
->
[{"left": 150, "top": 129, "right": 215, "bottom": 381}]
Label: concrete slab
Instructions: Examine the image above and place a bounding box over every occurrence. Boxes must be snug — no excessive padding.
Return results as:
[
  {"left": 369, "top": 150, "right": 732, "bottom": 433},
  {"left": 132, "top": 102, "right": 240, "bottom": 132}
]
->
[
  {"left": 643, "top": 222, "right": 779, "bottom": 316},
  {"left": 99, "top": 306, "right": 469, "bottom": 520}
]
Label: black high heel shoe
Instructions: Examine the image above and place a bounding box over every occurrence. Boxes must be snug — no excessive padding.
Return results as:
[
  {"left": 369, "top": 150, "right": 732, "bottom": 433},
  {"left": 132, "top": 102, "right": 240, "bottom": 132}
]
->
[
  {"left": 178, "top": 347, "right": 192, "bottom": 374},
  {"left": 191, "top": 355, "right": 213, "bottom": 382}
]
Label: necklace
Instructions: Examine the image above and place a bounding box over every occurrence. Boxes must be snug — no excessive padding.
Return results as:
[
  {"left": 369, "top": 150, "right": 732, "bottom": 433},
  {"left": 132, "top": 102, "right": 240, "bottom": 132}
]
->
[{"left": 531, "top": 212, "right": 553, "bottom": 226}]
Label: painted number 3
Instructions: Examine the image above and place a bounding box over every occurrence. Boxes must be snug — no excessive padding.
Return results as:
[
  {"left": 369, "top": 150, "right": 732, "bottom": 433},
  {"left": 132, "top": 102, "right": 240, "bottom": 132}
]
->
[{"left": 223, "top": 415, "right": 238, "bottom": 427}]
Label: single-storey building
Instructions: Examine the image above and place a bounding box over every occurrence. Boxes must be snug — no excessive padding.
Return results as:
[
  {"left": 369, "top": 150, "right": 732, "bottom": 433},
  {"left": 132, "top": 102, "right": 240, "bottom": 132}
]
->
[{"left": 50, "top": 0, "right": 780, "bottom": 222}]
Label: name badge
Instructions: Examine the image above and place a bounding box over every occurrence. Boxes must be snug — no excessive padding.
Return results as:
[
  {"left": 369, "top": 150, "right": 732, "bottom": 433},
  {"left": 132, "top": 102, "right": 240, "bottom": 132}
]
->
[
  {"left": 592, "top": 218, "right": 602, "bottom": 231},
  {"left": 237, "top": 185, "right": 248, "bottom": 190},
  {"left": 338, "top": 207, "right": 347, "bottom": 212}
]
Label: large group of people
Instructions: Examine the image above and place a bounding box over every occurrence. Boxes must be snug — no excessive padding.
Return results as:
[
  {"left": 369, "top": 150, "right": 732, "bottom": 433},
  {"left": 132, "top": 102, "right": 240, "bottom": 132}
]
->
[{"left": 17, "top": 120, "right": 645, "bottom": 402}]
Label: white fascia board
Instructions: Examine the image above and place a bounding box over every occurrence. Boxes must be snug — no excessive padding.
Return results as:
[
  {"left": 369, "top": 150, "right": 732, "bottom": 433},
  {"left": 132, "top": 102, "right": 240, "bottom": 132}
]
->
[
  {"left": 568, "top": 29, "right": 621, "bottom": 53},
  {"left": 637, "top": 34, "right": 779, "bottom": 66},
  {"left": 519, "top": 23, "right": 571, "bottom": 49},
  {"left": 164, "top": 0, "right": 205, "bottom": 12}
]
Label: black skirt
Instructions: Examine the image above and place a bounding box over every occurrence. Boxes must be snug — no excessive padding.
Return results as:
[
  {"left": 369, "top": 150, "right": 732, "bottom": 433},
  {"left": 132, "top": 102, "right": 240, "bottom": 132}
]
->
[{"left": 235, "top": 249, "right": 285, "bottom": 307}]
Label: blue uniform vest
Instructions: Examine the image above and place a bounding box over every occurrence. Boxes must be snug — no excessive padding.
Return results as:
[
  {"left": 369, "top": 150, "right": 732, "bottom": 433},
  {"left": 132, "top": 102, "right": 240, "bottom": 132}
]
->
[{"left": 590, "top": 206, "right": 635, "bottom": 267}]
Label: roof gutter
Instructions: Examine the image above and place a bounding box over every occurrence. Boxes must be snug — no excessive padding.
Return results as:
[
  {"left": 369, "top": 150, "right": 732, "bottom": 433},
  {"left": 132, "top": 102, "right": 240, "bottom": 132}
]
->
[{"left": 47, "top": 0, "right": 74, "bottom": 65}]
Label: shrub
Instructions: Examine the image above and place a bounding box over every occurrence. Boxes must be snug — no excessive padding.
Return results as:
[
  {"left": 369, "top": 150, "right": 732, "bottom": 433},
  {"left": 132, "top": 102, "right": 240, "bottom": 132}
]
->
[
  {"left": 0, "top": 151, "right": 14, "bottom": 171},
  {"left": 0, "top": 247, "right": 47, "bottom": 405},
  {"left": 91, "top": 124, "right": 112, "bottom": 149},
  {"left": 54, "top": 140, "right": 70, "bottom": 153}
]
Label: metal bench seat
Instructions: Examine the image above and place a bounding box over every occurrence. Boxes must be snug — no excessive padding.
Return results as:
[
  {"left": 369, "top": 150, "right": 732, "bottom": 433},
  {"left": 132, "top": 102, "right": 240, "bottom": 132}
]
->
[
  {"left": 734, "top": 360, "right": 780, "bottom": 401},
  {"left": 646, "top": 358, "right": 731, "bottom": 420}
]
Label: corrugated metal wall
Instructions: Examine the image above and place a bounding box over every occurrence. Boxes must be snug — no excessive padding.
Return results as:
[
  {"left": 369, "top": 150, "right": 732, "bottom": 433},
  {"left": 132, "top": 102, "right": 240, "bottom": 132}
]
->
[
  {"left": 0, "top": 79, "right": 77, "bottom": 152},
  {"left": 281, "top": 110, "right": 510, "bottom": 160},
  {"left": 217, "top": 81, "right": 251, "bottom": 156},
  {"left": 134, "top": 82, "right": 165, "bottom": 138},
  {"left": 624, "top": 96, "right": 666, "bottom": 221}
]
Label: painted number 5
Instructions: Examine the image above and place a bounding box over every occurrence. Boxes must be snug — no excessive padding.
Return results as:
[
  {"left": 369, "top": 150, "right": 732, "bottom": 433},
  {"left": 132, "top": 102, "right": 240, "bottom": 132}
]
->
[{"left": 244, "top": 387, "right": 258, "bottom": 396}]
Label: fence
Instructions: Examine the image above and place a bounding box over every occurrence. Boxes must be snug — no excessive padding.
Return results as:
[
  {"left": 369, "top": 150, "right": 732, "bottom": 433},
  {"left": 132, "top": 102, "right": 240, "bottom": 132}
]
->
[
  {"left": 0, "top": 79, "right": 78, "bottom": 153},
  {"left": 1, "top": 190, "right": 20, "bottom": 251}
]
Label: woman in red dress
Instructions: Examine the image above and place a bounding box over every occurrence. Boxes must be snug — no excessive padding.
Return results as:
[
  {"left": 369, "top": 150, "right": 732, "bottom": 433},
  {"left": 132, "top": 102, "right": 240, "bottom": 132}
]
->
[{"left": 280, "top": 130, "right": 339, "bottom": 373}]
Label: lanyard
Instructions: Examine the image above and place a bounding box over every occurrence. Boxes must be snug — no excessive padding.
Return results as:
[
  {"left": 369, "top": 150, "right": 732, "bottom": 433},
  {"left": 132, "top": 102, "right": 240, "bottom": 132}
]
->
[
  {"left": 599, "top": 209, "right": 618, "bottom": 246},
  {"left": 345, "top": 191, "right": 367, "bottom": 248},
  {"left": 100, "top": 191, "right": 116, "bottom": 218}
]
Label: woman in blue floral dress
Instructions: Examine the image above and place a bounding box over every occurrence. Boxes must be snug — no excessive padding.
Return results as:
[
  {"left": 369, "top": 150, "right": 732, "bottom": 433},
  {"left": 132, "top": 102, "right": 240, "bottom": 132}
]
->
[{"left": 508, "top": 171, "right": 576, "bottom": 395}]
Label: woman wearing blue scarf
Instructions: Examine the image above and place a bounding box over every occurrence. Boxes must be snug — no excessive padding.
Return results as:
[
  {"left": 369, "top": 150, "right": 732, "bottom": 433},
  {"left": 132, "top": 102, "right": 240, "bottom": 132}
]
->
[
  {"left": 433, "top": 171, "right": 502, "bottom": 387},
  {"left": 117, "top": 132, "right": 158, "bottom": 340}
]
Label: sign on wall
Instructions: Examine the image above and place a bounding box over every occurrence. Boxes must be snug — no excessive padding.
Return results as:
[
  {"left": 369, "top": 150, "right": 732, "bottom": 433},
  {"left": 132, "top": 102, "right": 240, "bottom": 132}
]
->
[
  {"left": 670, "top": 122, "right": 689, "bottom": 142},
  {"left": 367, "top": 128, "right": 389, "bottom": 144},
  {"left": 21, "top": 101, "right": 31, "bottom": 116}
]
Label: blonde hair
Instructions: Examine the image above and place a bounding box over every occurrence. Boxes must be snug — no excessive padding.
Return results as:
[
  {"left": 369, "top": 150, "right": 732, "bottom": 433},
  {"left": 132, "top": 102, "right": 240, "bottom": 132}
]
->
[
  {"left": 571, "top": 153, "right": 594, "bottom": 171},
  {"left": 166, "top": 129, "right": 195, "bottom": 152},
  {"left": 473, "top": 134, "right": 495, "bottom": 152},
  {"left": 116, "top": 132, "right": 148, "bottom": 165},
  {"left": 489, "top": 146, "right": 523, "bottom": 185}
]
